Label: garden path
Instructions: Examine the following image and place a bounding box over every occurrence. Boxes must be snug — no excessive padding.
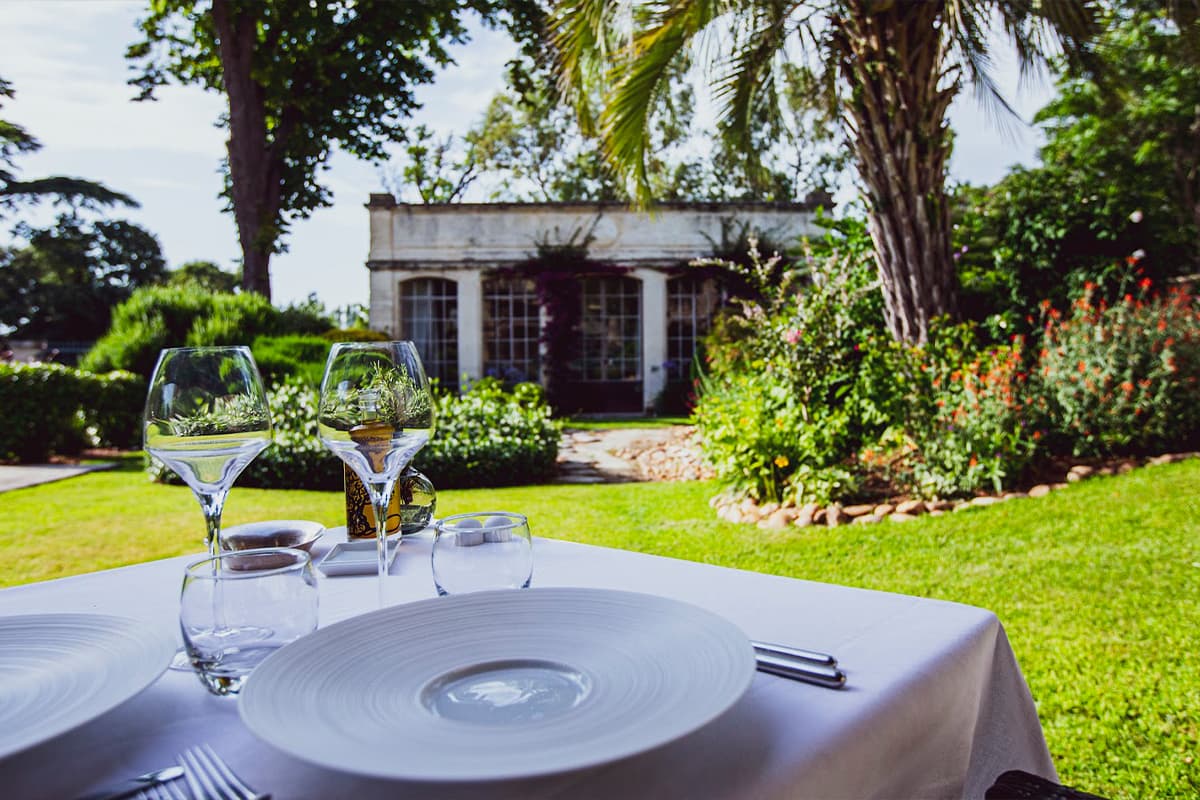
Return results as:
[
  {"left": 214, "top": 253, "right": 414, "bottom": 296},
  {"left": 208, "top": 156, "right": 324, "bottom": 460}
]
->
[
  {"left": 555, "top": 426, "right": 713, "bottom": 484},
  {"left": 0, "top": 462, "right": 117, "bottom": 493}
]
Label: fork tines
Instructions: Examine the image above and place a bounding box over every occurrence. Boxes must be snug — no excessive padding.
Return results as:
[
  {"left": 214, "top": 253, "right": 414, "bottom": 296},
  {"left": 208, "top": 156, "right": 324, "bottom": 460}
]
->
[{"left": 177, "top": 744, "right": 265, "bottom": 800}]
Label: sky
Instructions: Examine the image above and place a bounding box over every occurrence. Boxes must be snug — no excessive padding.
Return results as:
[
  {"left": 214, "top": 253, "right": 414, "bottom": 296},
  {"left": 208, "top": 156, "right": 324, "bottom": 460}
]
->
[{"left": 0, "top": 0, "right": 1056, "bottom": 312}]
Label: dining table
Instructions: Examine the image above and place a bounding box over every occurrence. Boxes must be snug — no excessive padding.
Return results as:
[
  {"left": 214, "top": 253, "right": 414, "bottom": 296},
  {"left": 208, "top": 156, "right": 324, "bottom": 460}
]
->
[{"left": 0, "top": 528, "right": 1057, "bottom": 799}]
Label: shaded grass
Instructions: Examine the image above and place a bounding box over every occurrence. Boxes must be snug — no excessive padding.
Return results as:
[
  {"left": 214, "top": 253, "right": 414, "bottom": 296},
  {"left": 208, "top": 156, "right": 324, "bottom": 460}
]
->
[{"left": 1, "top": 459, "right": 1197, "bottom": 797}]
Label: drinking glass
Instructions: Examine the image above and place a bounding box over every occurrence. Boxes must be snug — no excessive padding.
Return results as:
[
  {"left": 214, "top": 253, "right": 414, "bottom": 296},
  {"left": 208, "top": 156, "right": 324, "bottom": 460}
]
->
[
  {"left": 318, "top": 342, "right": 434, "bottom": 597},
  {"left": 432, "top": 511, "right": 533, "bottom": 595},
  {"left": 180, "top": 547, "right": 318, "bottom": 696},
  {"left": 144, "top": 346, "right": 273, "bottom": 557}
]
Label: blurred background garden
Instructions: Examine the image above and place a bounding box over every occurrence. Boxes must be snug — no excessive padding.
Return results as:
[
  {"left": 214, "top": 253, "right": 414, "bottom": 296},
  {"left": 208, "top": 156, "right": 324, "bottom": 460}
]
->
[{"left": 1, "top": 1, "right": 1198, "bottom": 797}]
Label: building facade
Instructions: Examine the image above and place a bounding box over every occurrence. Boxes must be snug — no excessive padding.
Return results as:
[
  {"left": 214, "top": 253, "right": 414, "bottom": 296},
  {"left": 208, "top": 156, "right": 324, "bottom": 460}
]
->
[{"left": 366, "top": 196, "right": 826, "bottom": 413}]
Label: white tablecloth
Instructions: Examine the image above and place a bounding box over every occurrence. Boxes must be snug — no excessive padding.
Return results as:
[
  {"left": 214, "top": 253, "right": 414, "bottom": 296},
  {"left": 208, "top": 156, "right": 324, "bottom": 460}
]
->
[{"left": 0, "top": 532, "right": 1056, "bottom": 799}]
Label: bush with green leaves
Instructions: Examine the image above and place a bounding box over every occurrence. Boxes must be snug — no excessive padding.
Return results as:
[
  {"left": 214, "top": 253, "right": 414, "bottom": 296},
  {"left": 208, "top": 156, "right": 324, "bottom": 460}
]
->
[
  {"left": 80, "top": 285, "right": 331, "bottom": 378},
  {"left": 693, "top": 221, "right": 890, "bottom": 505},
  {"left": 79, "top": 369, "right": 145, "bottom": 450},
  {"left": 0, "top": 362, "right": 89, "bottom": 462},
  {"left": 150, "top": 378, "right": 560, "bottom": 491},
  {"left": 322, "top": 328, "right": 389, "bottom": 343},
  {"left": 251, "top": 335, "right": 330, "bottom": 388},
  {"left": 415, "top": 379, "right": 560, "bottom": 488},
  {"left": 875, "top": 326, "right": 1038, "bottom": 498},
  {"left": 1032, "top": 280, "right": 1200, "bottom": 456}
]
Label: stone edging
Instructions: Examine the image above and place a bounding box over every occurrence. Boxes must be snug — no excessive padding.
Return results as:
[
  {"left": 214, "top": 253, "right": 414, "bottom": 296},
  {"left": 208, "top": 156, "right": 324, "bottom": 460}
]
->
[{"left": 711, "top": 451, "right": 1200, "bottom": 530}]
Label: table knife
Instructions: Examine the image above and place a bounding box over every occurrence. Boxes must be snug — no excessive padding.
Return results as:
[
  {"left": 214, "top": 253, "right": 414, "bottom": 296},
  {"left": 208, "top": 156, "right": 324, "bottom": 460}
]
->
[
  {"left": 751, "top": 640, "right": 838, "bottom": 667},
  {"left": 73, "top": 765, "right": 184, "bottom": 800},
  {"left": 756, "top": 651, "right": 847, "bottom": 689}
]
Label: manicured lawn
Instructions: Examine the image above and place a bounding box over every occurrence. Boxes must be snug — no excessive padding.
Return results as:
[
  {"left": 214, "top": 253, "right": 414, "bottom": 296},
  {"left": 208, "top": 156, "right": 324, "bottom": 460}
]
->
[{"left": 1, "top": 457, "right": 1197, "bottom": 798}]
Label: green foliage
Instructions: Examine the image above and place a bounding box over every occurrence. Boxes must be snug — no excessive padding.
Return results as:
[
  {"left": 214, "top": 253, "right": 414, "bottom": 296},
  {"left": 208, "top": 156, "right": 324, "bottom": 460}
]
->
[
  {"left": 954, "top": 6, "right": 1200, "bottom": 334},
  {"left": 250, "top": 334, "right": 329, "bottom": 388},
  {"left": 153, "top": 378, "right": 560, "bottom": 491},
  {"left": 127, "top": 1, "right": 540, "bottom": 291},
  {"left": 0, "top": 362, "right": 88, "bottom": 462},
  {"left": 1, "top": 76, "right": 136, "bottom": 217},
  {"left": 0, "top": 214, "right": 166, "bottom": 341},
  {"left": 415, "top": 379, "right": 560, "bottom": 488},
  {"left": 80, "top": 285, "right": 330, "bottom": 377},
  {"left": 79, "top": 370, "right": 145, "bottom": 450},
  {"left": 693, "top": 224, "right": 884, "bottom": 505},
  {"left": 167, "top": 260, "right": 240, "bottom": 293},
  {"left": 1032, "top": 280, "right": 1200, "bottom": 456},
  {"left": 880, "top": 326, "right": 1038, "bottom": 498}
]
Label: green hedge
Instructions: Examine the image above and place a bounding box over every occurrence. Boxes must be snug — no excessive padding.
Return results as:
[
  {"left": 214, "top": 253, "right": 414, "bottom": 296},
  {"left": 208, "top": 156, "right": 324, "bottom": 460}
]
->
[
  {"left": 0, "top": 363, "right": 144, "bottom": 462},
  {"left": 148, "top": 379, "right": 561, "bottom": 491},
  {"left": 251, "top": 335, "right": 330, "bottom": 388}
]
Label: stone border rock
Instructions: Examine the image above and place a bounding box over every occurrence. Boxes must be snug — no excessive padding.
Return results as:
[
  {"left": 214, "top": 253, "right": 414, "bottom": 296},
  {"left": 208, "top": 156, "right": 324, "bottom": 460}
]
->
[{"left": 710, "top": 452, "right": 1200, "bottom": 529}]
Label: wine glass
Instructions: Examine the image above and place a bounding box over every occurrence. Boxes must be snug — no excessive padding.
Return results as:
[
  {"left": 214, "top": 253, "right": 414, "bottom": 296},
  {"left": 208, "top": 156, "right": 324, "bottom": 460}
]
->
[
  {"left": 143, "top": 346, "right": 273, "bottom": 557},
  {"left": 317, "top": 342, "right": 434, "bottom": 599}
]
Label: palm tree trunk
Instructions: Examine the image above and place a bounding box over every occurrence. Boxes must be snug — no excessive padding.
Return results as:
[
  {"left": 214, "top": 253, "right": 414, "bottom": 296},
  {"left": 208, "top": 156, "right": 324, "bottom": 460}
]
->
[{"left": 834, "top": 1, "right": 958, "bottom": 343}]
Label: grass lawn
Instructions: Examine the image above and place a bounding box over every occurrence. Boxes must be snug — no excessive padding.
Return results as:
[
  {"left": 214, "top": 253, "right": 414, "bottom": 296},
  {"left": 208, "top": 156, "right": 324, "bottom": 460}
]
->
[{"left": 2, "top": 456, "right": 1197, "bottom": 798}]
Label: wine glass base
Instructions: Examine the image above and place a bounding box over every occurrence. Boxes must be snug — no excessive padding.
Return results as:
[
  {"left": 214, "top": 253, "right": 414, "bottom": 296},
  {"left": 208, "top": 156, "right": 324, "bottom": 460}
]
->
[{"left": 168, "top": 646, "right": 192, "bottom": 671}]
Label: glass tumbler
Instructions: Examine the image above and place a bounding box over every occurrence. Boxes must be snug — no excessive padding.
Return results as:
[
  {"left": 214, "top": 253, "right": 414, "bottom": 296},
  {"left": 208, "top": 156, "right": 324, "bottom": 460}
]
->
[
  {"left": 180, "top": 547, "right": 318, "bottom": 696},
  {"left": 432, "top": 511, "right": 533, "bottom": 596}
]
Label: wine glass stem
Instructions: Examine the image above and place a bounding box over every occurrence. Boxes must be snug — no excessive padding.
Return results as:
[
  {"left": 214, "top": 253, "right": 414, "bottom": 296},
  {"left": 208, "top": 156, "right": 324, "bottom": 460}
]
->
[
  {"left": 196, "top": 489, "right": 229, "bottom": 558},
  {"left": 367, "top": 478, "right": 398, "bottom": 607}
]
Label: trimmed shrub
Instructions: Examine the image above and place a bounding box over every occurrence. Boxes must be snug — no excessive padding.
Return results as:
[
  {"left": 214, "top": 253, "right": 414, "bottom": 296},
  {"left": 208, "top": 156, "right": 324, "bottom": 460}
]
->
[
  {"left": 0, "top": 362, "right": 89, "bottom": 462},
  {"left": 251, "top": 335, "right": 330, "bottom": 388},
  {"left": 80, "top": 370, "right": 146, "bottom": 450},
  {"left": 151, "top": 379, "right": 560, "bottom": 491},
  {"left": 81, "top": 285, "right": 331, "bottom": 377},
  {"left": 415, "top": 380, "right": 560, "bottom": 488}
]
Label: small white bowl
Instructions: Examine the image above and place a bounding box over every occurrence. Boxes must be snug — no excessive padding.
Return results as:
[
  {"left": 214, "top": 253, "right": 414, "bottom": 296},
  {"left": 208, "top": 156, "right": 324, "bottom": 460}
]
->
[{"left": 222, "top": 520, "right": 325, "bottom": 553}]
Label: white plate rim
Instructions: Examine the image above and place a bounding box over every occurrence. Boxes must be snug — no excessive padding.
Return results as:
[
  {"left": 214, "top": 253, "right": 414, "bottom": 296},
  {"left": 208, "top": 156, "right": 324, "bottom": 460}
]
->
[
  {"left": 238, "top": 587, "right": 755, "bottom": 782},
  {"left": 0, "top": 613, "right": 176, "bottom": 759}
]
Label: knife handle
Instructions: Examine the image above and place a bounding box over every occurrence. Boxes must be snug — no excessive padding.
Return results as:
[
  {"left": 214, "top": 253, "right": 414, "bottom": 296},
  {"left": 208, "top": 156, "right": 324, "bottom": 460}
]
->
[
  {"left": 756, "top": 652, "right": 847, "bottom": 689},
  {"left": 752, "top": 640, "right": 838, "bottom": 667}
]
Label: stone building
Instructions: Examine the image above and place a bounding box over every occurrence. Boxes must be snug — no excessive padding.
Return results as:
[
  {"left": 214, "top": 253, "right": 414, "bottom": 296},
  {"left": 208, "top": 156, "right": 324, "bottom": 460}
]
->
[{"left": 366, "top": 196, "right": 827, "bottom": 413}]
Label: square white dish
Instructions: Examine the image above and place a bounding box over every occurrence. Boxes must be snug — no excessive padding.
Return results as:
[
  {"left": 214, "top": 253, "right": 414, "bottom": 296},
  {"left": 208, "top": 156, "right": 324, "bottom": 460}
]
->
[{"left": 318, "top": 539, "right": 400, "bottom": 577}]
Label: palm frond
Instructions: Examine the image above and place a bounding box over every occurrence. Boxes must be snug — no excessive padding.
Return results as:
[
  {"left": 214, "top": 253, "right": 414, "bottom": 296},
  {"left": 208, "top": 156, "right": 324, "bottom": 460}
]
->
[{"left": 548, "top": 0, "right": 620, "bottom": 136}]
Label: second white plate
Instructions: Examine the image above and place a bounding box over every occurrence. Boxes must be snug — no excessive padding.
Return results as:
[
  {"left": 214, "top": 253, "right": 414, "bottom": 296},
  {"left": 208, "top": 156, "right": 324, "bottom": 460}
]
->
[{"left": 239, "top": 587, "right": 754, "bottom": 781}]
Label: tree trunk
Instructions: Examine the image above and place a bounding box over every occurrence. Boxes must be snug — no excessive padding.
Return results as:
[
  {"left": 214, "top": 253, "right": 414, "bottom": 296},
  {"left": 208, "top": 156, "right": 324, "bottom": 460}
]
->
[
  {"left": 834, "top": 1, "right": 958, "bottom": 343},
  {"left": 211, "top": 0, "right": 276, "bottom": 300}
]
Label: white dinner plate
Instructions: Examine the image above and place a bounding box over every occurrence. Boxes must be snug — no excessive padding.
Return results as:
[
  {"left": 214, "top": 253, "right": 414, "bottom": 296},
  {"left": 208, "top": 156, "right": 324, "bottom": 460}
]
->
[
  {"left": 0, "top": 613, "right": 175, "bottom": 759},
  {"left": 239, "top": 587, "right": 755, "bottom": 782}
]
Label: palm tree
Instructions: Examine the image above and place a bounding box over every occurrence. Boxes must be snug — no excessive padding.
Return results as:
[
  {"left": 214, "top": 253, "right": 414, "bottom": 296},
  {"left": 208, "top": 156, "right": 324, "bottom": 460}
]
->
[{"left": 550, "top": 0, "right": 1097, "bottom": 343}]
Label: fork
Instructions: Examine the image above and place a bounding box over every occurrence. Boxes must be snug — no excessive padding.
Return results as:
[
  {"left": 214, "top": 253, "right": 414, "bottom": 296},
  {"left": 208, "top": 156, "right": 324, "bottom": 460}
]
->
[
  {"left": 177, "top": 744, "right": 269, "bottom": 800},
  {"left": 138, "top": 780, "right": 189, "bottom": 800}
]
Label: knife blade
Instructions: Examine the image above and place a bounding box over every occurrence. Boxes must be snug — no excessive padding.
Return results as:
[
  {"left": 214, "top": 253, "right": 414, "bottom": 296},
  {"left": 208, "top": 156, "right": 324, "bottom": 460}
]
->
[
  {"left": 73, "top": 765, "right": 184, "bottom": 800},
  {"left": 756, "top": 651, "right": 847, "bottom": 689},
  {"left": 751, "top": 640, "right": 838, "bottom": 667}
]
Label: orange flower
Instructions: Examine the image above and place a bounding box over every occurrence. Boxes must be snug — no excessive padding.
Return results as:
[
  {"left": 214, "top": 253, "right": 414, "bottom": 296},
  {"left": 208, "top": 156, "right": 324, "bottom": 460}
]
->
[
  {"left": 968, "top": 455, "right": 978, "bottom": 469},
  {"left": 774, "top": 455, "right": 789, "bottom": 468}
]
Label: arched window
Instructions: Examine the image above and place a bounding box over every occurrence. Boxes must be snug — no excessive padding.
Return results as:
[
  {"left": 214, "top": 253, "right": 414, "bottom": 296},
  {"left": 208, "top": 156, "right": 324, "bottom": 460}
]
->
[
  {"left": 666, "top": 276, "right": 721, "bottom": 380},
  {"left": 399, "top": 278, "right": 458, "bottom": 389},
  {"left": 482, "top": 275, "right": 540, "bottom": 385}
]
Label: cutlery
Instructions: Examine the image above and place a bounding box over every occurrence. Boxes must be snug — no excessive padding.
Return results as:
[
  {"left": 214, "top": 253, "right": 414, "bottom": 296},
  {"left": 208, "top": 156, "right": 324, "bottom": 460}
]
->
[
  {"left": 74, "top": 765, "right": 184, "bottom": 800},
  {"left": 756, "top": 651, "right": 847, "bottom": 689},
  {"left": 178, "top": 743, "right": 269, "bottom": 800},
  {"left": 751, "top": 640, "right": 837, "bottom": 667}
]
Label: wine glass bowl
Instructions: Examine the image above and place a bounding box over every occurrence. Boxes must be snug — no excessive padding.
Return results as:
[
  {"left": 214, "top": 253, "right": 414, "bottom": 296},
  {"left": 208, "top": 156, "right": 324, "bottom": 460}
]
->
[
  {"left": 318, "top": 342, "right": 435, "bottom": 592},
  {"left": 143, "top": 346, "right": 273, "bottom": 557}
]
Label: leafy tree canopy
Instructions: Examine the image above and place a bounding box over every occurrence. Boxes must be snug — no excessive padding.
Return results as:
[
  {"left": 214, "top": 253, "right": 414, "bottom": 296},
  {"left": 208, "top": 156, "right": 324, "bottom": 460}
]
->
[
  {"left": 128, "top": 0, "right": 541, "bottom": 299},
  {"left": 0, "top": 77, "right": 136, "bottom": 217},
  {"left": 955, "top": 1, "right": 1200, "bottom": 334},
  {"left": 167, "top": 260, "right": 241, "bottom": 294},
  {"left": 0, "top": 214, "right": 167, "bottom": 341}
]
